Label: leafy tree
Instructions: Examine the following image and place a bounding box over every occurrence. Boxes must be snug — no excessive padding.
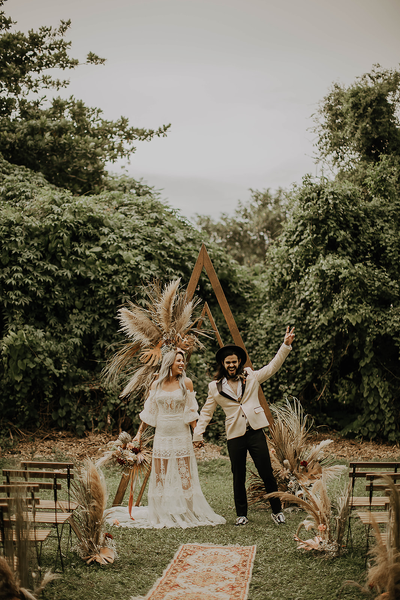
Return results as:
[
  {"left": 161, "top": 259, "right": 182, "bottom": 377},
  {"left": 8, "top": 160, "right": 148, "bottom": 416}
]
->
[
  {"left": 0, "top": 156, "right": 256, "bottom": 437},
  {"left": 313, "top": 65, "right": 400, "bottom": 169},
  {"left": 0, "top": 2, "right": 169, "bottom": 194},
  {"left": 195, "top": 188, "right": 287, "bottom": 267},
  {"left": 246, "top": 66, "right": 400, "bottom": 442},
  {"left": 247, "top": 164, "right": 400, "bottom": 441}
]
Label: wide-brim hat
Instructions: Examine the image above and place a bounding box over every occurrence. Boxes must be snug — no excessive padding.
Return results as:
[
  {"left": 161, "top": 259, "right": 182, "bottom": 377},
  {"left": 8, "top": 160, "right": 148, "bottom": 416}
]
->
[{"left": 215, "top": 344, "right": 247, "bottom": 365}]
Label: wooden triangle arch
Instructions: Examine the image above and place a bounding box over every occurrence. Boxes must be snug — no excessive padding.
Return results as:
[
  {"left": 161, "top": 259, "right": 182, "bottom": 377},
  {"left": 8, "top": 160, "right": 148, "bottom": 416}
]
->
[{"left": 186, "top": 244, "right": 274, "bottom": 425}]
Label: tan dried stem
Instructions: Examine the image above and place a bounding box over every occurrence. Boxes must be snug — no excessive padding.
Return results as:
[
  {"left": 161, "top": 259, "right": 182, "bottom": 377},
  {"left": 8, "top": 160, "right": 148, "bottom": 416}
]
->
[
  {"left": 156, "top": 279, "right": 180, "bottom": 333},
  {"left": 103, "top": 278, "right": 205, "bottom": 399},
  {"left": 71, "top": 460, "right": 111, "bottom": 561},
  {"left": 248, "top": 398, "right": 345, "bottom": 507},
  {"left": 267, "top": 474, "right": 332, "bottom": 537}
]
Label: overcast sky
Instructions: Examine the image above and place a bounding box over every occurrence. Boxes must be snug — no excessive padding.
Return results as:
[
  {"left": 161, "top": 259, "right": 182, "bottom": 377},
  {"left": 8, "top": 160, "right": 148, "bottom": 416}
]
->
[{"left": 7, "top": 0, "right": 400, "bottom": 219}]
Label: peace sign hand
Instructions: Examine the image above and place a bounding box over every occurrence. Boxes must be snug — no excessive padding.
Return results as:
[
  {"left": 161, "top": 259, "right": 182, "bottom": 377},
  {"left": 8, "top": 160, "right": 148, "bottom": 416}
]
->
[{"left": 284, "top": 326, "right": 295, "bottom": 346}]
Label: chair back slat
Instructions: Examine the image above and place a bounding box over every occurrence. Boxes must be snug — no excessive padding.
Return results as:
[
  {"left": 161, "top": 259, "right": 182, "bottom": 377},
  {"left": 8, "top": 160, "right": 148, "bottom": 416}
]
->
[
  {"left": 0, "top": 482, "right": 60, "bottom": 491},
  {"left": 0, "top": 484, "right": 40, "bottom": 492},
  {"left": 21, "top": 461, "right": 73, "bottom": 469},
  {"left": 349, "top": 462, "right": 400, "bottom": 494},
  {"left": 369, "top": 484, "right": 400, "bottom": 493},
  {"left": 365, "top": 472, "right": 400, "bottom": 481},
  {"left": 3, "top": 470, "right": 72, "bottom": 480},
  {"left": 349, "top": 462, "right": 400, "bottom": 469},
  {"left": 0, "top": 497, "right": 40, "bottom": 506}
]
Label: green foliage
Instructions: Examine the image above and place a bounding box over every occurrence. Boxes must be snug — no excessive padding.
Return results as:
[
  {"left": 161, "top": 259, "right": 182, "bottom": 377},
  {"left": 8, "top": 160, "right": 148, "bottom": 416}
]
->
[
  {"left": 0, "top": 156, "right": 255, "bottom": 435},
  {"left": 196, "top": 188, "right": 287, "bottom": 267},
  {"left": 314, "top": 64, "right": 400, "bottom": 168},
  {"left": 245, "top": 66, "right": 400, "bottom": 442},
  {"left": 0, "top": 2, "right": 170, "bottom": 194},
  {"left": 248, "top": 164, "right": 400, "bottom": 441}
]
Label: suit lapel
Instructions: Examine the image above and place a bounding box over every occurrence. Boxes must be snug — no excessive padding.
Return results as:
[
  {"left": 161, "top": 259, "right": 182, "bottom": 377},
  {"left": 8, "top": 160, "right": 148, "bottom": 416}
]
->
[
  {"left": 241, "top": 377, "right": 246, "bottom": 398},
  {"left": 216, "top": 379, "right": 245, "bottom": 402},
  {"left": 216, "top": 380, "right": 236, "bottom": 401}
]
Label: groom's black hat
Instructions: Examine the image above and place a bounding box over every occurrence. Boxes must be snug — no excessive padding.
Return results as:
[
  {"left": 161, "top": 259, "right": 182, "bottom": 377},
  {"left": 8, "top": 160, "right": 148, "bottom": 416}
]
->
[{"left": 215, "top": 344, "right": 247, "bottom": 365}]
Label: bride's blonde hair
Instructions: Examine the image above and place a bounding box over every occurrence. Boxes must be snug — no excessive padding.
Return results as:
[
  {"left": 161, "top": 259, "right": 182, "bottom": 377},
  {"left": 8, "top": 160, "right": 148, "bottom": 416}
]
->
[{"left": 155, "top": 349, "right": 187, "bottom": 398}]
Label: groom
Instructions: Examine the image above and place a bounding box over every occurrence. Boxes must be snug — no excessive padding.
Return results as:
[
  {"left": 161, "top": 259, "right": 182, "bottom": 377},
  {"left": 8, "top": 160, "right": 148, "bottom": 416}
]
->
[{"left": 193, "top": 326, "right": 295, "bottom": 526}]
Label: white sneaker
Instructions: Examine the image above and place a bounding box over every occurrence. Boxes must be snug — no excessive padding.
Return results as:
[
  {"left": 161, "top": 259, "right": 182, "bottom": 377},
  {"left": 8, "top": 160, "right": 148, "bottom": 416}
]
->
[
  {"left": 271, "top": 512, "right": 285, "bottom": 525},
  {"left": 235, "top": 516, "right": 249, "bottom": 526}
]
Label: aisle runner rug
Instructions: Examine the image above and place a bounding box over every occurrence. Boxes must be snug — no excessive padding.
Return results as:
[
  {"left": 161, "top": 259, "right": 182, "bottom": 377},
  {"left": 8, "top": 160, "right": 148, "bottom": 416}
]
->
[{"left": 131, "top": 543, "right": 257, "bottom": 600}]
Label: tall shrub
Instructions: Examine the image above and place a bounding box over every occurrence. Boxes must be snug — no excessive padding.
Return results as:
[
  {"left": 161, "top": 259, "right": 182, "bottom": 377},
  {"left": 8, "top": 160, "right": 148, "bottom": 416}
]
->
[
  {"left": 0, "top": 158, "right": 254, "bottom": 435},
  {"left": 248, "top": 161, "right": 400, "bottom": 440}
]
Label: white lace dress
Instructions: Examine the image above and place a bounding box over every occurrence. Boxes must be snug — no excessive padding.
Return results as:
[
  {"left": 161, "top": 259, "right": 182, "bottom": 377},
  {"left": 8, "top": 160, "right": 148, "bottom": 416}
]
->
[{"left": 105, "top": 387, "right": 226, "bottom": 529}]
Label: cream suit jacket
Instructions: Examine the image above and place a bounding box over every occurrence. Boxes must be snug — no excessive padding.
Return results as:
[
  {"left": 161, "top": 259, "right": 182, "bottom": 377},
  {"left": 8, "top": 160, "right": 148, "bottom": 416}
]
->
[{"left": 192, "top": 343, "right": 291, "bottom": 442}]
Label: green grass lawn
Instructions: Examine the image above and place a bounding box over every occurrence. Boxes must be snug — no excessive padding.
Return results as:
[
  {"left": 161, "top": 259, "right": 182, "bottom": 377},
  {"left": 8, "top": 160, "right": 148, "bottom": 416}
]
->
[{"left": 20, "top": 457, "right": 376, "bottom": 600}]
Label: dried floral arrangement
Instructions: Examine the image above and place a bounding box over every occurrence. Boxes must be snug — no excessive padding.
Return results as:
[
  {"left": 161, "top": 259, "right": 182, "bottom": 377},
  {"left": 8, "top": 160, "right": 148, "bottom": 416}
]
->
[
  {"left": 340, "top": 477, "right": 400, "bottom": 599},
  {"left": 97, "top": 430, "right": 154, "bottom": 519},
  {"left": 103, "top": 279, "right": 206, "bottom": 399},
  {"left": 267, "top": 476, "right": 352, "bottom": 557},
  {"left": 71, "top": 460, "right": 116, "bottom": 565},
  {"left": 248, "top": 398, "right": 346, "bottom": 506},
  {"left": 98, "top": 430, "right": 153, "bottom": 474}
]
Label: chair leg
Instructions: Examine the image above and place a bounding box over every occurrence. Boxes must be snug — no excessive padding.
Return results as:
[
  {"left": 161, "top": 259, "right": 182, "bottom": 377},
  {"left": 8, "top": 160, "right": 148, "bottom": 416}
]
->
[
  {"left": 34, "top": 537, "right": 42, "bottom": 567},
  {"left": 346, "top": 512, "right": 354, "bottom": 549},
  {"left": 66, "top": 523, "right": 73, "bottom": 552},
  {"left": 364, "top": 523, "right": 371, "bottom": 566},
  {"left": 52, "top": 523, "right": 65, "bottom": 573}
]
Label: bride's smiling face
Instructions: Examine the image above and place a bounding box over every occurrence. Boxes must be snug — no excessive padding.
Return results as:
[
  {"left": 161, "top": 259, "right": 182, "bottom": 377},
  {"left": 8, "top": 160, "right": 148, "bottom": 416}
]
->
[{"left": 171, "top": 352, "right": 185, "bottom": 377}]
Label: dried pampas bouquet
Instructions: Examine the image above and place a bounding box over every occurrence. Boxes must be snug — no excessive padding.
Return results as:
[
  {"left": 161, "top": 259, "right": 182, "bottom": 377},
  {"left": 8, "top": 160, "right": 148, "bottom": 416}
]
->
[
  {"left": 71, "top": 460, "right": 116, "bottom": 565},
  {"left": 103, "top": 278, "right": 206, "bottom": 399},
  {"left": 247, "top": 398, "right": 345, "bottom": 506}
]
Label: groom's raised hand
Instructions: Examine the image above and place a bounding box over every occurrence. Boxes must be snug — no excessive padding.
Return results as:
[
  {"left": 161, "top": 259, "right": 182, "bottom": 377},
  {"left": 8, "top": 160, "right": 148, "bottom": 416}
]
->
[{"left": 284, "top": 326, "right": 295, "bottom": 346}]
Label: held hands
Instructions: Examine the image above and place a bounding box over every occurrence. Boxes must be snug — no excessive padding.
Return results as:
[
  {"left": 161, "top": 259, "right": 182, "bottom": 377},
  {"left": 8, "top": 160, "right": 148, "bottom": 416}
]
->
[
  {"left": 284, "top": 326, "right": 295, "bottom": 346},
  {"left": 193, "top": 441, "right": 204, "bottom": 449}
]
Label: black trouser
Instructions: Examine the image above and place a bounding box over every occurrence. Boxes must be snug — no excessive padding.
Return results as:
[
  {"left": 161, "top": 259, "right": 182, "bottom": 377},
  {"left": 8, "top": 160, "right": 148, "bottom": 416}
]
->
[{"left": 227, "top": 427, "right": 281, "bottom": 517}]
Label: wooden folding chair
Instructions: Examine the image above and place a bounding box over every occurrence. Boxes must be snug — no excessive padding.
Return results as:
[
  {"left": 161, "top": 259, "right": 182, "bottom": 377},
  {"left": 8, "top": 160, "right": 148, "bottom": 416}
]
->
[
  {"left": 346, "top": 461, "right": 400, "bottom": 548},
  {"left": 0, "top": 485, "right": 51, "bottom": 566},
  {"left": 2, "top": 467, "right": 76, "bottom": 571},
  {"left": 348, "top": 462, "right": 400, "bottom": 506},
  {"left": 20, "top": 462, "right": 77, "bottom": 512}
]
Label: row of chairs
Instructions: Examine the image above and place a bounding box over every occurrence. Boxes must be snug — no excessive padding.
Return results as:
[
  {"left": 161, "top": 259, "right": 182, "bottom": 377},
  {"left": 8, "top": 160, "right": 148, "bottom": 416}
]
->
[
  {"left": 0, "top": 461, "right": 78, "bottom": 571},
  {"left": 347, "top": 460, "right": 400, "bottom": 555}
]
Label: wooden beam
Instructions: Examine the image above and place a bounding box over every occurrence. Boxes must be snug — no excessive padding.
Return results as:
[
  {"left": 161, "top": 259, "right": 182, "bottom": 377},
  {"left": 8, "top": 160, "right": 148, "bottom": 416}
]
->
[
  {"left": 112, "top": 472, "right": 130, "bottom": 507},
  {"left": 203, "top": 302, "right": 224, "bottom": 348},
  {"left": 187, "top": 244, "right": 274, "bottom": 425}
]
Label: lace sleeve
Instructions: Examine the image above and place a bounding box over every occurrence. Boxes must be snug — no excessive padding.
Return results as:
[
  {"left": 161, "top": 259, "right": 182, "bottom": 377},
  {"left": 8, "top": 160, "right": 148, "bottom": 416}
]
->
[
  {"left": 183, "top": 390, "right": 199, "bottom": 424},
  {"left": 139, "top": 389, "right": 158, "bottom": 427}
]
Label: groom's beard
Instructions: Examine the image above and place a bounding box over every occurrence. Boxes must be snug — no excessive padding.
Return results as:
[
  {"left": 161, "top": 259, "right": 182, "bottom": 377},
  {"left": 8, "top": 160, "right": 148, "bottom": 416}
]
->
[{"left": 226, "top": 367, "right": 238, "bottom": 380}]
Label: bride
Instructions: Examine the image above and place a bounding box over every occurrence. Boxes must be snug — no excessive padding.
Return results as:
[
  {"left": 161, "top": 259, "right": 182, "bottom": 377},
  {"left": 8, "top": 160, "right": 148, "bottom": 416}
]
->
[{"left": 105, "top": 349, "right": 225, "bottom": 529}]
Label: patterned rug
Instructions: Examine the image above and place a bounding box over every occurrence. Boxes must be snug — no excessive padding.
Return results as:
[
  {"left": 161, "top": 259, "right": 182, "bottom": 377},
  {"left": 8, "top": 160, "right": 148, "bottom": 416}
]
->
[{"left": 131, "top": 543, "right": 257, "bottom": 600}]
